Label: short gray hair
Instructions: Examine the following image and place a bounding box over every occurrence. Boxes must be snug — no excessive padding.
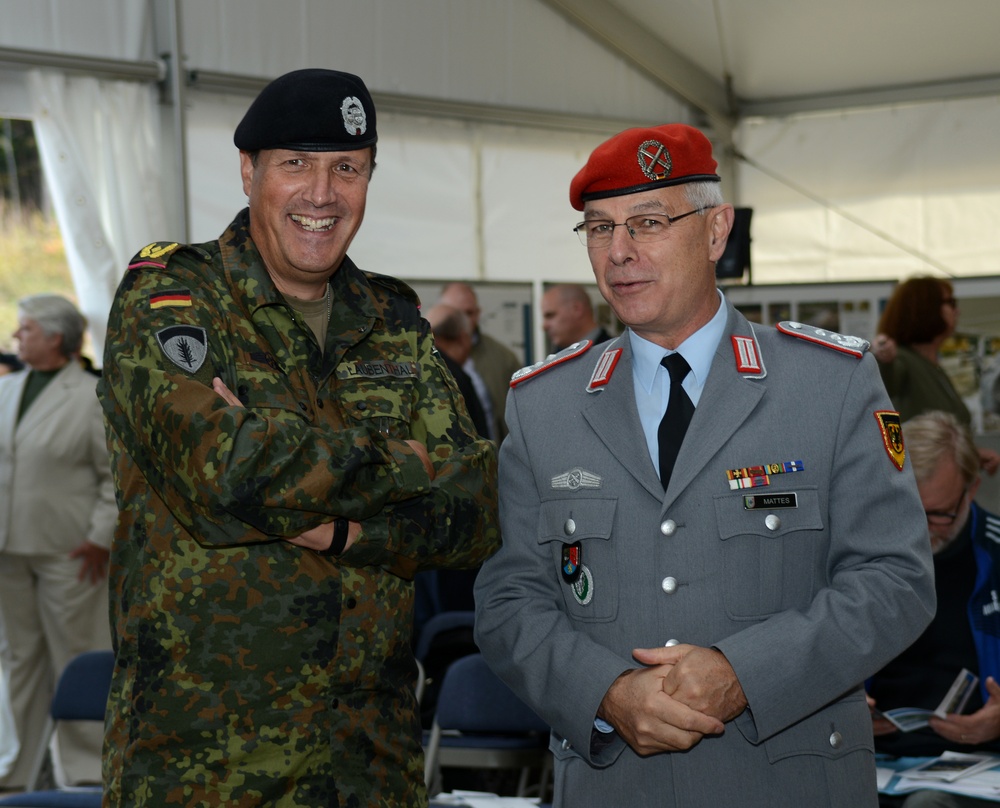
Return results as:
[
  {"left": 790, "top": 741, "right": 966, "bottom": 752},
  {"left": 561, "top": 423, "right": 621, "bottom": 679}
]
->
[
  {"left": 684, "top": 180, "right": 724, "bottom": 212},
  {"left": 903, "top": 410, "right": 980, "bottom": 487},
  {"left": 17, "top": 294, "right": 87, "bottom": 357}
]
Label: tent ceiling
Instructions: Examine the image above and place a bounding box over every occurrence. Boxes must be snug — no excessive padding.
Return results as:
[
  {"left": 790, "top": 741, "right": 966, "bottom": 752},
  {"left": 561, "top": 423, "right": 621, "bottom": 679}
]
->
[{"left": 544, "top": 0, "right": 1000, "bottom": 119}]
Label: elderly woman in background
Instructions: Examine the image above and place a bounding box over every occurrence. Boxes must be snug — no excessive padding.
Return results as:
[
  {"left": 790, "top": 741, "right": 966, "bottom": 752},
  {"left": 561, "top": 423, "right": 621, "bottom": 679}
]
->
[
  {"left": 873, "top": 275, "right": 1000, "bottom": 474},
  {"left": 0, "top": 294, "right": 116, "bottom": 790}
]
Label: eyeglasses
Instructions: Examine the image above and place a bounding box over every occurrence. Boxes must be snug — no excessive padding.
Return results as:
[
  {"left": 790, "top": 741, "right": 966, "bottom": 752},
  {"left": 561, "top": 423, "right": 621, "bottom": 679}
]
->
[
  {"left": 925, "top": 486, "right": 969, "bottom": 526},
  {"left": 573, "top": 208, "right": 712, "bottom": 247}
]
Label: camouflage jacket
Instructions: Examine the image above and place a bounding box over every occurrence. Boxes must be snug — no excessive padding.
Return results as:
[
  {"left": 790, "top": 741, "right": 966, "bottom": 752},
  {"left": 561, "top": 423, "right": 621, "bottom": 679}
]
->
[{"left": 97, "top": 208, "right": 499, "bottom": 807}]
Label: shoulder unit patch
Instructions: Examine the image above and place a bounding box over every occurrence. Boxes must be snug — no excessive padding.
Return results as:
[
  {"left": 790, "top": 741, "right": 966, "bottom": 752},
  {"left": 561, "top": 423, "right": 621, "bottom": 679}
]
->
[
  {"left": 156, "top": 325, "right": 208, "bottom": 375},
  {"left": 776, "top": 321, "right": 870, "bottom": 358},
  {"left": 874, "top": 410, "right": 905, "bottom": 471}
]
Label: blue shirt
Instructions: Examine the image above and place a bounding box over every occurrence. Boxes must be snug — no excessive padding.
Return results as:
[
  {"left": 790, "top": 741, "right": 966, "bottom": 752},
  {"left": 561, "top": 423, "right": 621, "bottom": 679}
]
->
[{"left": 630, "top": 290, "right": 728, "bottom": 476}]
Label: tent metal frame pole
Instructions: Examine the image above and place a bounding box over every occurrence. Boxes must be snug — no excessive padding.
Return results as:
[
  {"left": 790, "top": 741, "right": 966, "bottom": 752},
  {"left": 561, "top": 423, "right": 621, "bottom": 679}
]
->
[
  {"left": 162, "top": 0, "right": 190, "bottom": 242},
  {"left": 0, "top": 46, "right": 163, "bottom": 83}
]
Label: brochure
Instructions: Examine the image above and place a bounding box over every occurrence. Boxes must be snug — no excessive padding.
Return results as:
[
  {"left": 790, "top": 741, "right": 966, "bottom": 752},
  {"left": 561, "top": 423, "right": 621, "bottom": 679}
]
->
[
  {"left": 878, "top": 668, "right": 979, "bottom": 732},
  {"left": 900, "top": 751, "right": 1000, "bottom": 783}
]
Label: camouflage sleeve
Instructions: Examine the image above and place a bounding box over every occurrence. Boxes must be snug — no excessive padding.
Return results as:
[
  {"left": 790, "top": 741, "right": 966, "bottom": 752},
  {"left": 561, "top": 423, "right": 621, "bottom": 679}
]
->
[
  {"left": 342, "top": 323, "right": 500, "bottom": 577},
  {"left": 99, "top": 259, "right": 435, "bottom": 545}
]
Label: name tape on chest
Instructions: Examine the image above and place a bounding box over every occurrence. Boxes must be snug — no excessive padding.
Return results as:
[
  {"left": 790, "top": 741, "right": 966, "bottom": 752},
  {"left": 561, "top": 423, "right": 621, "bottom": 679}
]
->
[
  {"left": 744, "top": 492, "right": 798, "bottom": 509},
  {"left": 338, "top": 360, "right": 418, "bottom": 380}
]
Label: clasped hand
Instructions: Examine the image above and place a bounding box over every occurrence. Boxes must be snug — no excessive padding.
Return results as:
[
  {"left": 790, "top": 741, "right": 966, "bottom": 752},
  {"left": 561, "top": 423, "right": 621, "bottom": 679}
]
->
[{"left": 598, "top": 644, "right": 747, "bottom": 756}]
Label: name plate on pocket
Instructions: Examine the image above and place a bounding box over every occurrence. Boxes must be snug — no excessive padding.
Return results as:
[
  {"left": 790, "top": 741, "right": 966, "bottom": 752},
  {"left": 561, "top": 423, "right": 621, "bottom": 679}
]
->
[{"left": 743, "top": 493, "right": 798, "bottom": 510}]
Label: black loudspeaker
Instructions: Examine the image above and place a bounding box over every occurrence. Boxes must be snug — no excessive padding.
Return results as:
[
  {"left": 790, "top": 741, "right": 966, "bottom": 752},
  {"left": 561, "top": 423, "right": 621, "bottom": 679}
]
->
[{"left": 716, "top": 207, "right": 752, "bottom": 282}]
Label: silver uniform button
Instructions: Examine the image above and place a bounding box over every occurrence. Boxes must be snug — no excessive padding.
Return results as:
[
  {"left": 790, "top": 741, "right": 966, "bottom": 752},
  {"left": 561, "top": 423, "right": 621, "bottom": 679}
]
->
[
  {"left": 829, "top": 731, "right": 843, "bottom": 749},
  {"left": 664, "top": 639, "right": 680, "bottom": 647},
  {"left": 565, "top": 518, "right": 576, "bottom": 535},
  {"left": 561, "top": 738, "right": 572, "bottom": 751},
  {"left": 660, "top": 519, "right": 676, "bottom": 536},
  {"left": 661, "top": 576, "right": 678, "bottom": 594},
  {"left": 765, "top": 514, "right": 781, "bottom": 531}
]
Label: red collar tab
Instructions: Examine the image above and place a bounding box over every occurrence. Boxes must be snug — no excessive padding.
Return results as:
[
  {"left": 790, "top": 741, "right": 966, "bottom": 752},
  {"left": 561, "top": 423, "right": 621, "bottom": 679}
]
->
[
  {"left": 510, "top": 340, "right": 593, "bottom": 389},
  {"left": 776, "top": 321, "right": 870, "bottom": 358},
  {"left": 586, "top": 347, "right": 623, "bottom": 392},
  {"left": 732, "top": 330, "right": 766, "bottom": 378},
  {"left": 732, "top": 335, "right": 762, "bottom": 375}
]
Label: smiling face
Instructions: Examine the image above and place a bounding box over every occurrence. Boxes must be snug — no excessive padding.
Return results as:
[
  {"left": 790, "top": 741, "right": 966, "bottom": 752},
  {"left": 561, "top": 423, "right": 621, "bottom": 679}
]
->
[
  {"left": 240, "top": 148, "right": 372, "bottom": 298},
  {"left": 584, "top": 186, "right": 733, "bottom": 349}
]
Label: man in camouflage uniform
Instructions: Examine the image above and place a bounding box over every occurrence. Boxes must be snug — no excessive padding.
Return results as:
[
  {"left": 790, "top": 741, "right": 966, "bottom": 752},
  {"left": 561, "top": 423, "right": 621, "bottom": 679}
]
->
[{"left": 97, "top": 68, "right": 499, "bottom": 807}]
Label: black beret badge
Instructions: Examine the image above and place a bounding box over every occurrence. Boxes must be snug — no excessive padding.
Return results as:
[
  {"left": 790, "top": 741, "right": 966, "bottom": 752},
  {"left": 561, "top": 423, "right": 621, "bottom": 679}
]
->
[{"left": 341, "top": 96, "right": 368, "bottom": 137}]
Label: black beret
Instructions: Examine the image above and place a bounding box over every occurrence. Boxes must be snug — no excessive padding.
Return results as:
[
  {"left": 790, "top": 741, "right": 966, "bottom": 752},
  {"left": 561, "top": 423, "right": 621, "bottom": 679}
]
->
[{"left": 233, "top": 68, "right": 377, "bottom": 152}]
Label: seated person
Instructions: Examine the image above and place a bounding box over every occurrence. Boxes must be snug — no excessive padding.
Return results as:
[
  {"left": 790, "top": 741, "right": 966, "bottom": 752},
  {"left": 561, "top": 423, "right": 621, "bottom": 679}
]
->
[{"left": 868, "top": 410, "right": 1000, "bottom": 807}]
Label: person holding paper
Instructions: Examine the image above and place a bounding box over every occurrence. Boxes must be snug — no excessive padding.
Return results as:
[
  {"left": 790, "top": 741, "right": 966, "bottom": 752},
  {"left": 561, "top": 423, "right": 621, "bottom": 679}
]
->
[{"left": 869, "top": 410, "right": 1000, "bottom": 807}]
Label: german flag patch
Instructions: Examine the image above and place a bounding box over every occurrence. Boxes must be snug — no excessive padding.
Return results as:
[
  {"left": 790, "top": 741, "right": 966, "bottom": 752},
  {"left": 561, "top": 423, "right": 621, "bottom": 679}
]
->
[
  {"left": 149, "top": 289, "right": 192, "bottom": 309},
  {"left": 874, "top": 410, "right": 905, "bottom": 471}
]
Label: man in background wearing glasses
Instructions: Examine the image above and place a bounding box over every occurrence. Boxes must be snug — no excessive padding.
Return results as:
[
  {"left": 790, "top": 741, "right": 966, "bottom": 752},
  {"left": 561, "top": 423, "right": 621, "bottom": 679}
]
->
[
  {"left": 475, "top": 123, "right": 935, "bottom": 807},
  {"left": 870, "top": 410, "right": 1000, "bottom": 808}
]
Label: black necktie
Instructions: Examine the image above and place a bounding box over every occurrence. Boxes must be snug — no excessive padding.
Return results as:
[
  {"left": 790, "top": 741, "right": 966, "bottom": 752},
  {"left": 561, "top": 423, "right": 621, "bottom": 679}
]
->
[{"left": 657, "top": 353, "right": 695, "bottom": 490}]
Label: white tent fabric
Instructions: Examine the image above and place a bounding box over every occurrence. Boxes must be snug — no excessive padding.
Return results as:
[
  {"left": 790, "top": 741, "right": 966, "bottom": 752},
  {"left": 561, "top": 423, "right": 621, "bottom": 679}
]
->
[
  {"left": 186, "top": 104, "right": 602, "bottom": 284},
  {"left": 736, "top": 95, "right": 1000, "bottom": 284},
  {"left": 28, "top": 70, "right": 170, "bottom": 358},
  {"left": 3, "top": 0, "right": 1000, "bottom": 356}
]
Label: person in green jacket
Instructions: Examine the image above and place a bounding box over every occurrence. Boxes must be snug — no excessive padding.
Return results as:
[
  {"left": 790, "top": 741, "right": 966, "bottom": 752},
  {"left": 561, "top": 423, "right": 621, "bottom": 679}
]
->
[{"left": 874, "top": 275, "right": 999, "bottom": 474}]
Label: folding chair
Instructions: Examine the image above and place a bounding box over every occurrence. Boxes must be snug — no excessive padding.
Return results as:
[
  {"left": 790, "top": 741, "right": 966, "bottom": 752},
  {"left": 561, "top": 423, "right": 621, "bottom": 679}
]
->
[
  {"left": 0, "top": 650, "right": 113, "bottom": 808},
  {"left": 423, "top": 652, "right": 551, "bottom": 799},
  {"left": 414, "top": 610, "right": 478, "bottom": 728}
]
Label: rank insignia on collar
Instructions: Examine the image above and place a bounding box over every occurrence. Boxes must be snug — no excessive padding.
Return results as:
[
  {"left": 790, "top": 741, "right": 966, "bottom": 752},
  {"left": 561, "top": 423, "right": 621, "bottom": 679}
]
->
[
  {"left": 874, "top": 410, "right": 905, "bottom": 471},
  {"left": 562, "top": 542, "right": 582, "bottom": 584},
  {"left": 732, "top": 334, "right": 766, "bottom": 377},
  {"left": 552, "top": 468, "right": 602, "bottom": 491},
  {"left": 156, "top": 325, "right": 208, "bottom": 374},
  {"left": 587, "top": 347, "right": 622, "bottom": 392}
]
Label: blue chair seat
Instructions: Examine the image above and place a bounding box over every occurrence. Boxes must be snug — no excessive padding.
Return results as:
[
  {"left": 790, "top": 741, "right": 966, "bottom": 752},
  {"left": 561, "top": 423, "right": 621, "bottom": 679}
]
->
[{"left": 0, "top": 789, "right": 102, "bottom": 807}]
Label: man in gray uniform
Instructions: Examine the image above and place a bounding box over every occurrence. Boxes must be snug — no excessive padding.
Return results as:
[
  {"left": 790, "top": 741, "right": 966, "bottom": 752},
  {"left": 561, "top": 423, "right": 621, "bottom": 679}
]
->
[{"left": 474, "top": 123, "right": 936, "bottom": 807}]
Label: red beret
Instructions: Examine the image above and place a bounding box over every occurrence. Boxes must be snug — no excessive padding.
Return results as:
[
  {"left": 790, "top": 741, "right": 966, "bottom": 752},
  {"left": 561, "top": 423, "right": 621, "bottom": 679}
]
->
[{"left": 569, "top": 123, "right": 719, "bottom": 211}]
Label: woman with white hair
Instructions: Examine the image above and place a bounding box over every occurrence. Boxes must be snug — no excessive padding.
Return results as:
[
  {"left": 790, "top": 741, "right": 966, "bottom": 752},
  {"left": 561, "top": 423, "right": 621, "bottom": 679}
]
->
[{"left": 0, "top": 293, "right": 116, "bottom": 790}]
